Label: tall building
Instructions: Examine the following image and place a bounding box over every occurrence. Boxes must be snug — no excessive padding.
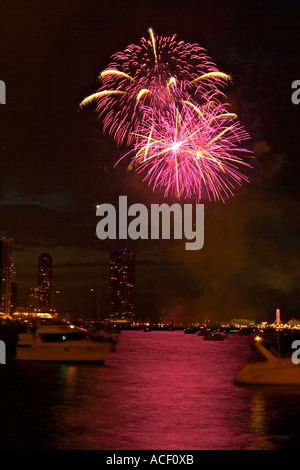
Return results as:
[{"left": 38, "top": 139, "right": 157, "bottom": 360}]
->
[
  {"left": 37, "top": 253, "right": 52, "bottom": 310},
  {"left": 109, "top": 249, "right": 135, "bottom": 323},
  {"left": 0, "top": 237, "right": 13, "bottom": 315},
  {"left": 10, "top": 262, "right": 18, "bottom": 313},
  {"left": 27, "top": 287, "right": 40, "bottom": 310}
]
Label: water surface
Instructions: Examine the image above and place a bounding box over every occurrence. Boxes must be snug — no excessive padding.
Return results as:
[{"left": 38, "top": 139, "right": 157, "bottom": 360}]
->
[{"left": 1, "top": 330, "right": 300, "bottom": 450}]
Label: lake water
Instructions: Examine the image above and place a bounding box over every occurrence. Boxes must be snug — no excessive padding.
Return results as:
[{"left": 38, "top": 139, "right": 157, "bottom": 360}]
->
[{"left": 1, "top": 330, "right": 300, "bottom": 450}]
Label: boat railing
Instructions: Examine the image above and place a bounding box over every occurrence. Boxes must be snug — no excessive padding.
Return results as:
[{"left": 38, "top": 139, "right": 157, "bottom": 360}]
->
[{"left": 252, "top": 336, "right": 280, "bottom": 362}]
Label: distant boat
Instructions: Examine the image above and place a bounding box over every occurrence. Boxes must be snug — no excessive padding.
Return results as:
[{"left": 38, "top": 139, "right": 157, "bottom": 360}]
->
[
  {"left": 197, "top": 329, "right": 207, "bottom": 336},
  {"left": 184, "top": 327, "right": 198, "bottom": 334},
  {"left": 203, "top": 332, "right": 227, "bottom": 341},
  {"left": 143, "top": 326, "right": 152, "bottom": 332},
  {"left": 234, "top": 336, "right": 300, "bottom": 386},
  {"left": 16, "top": 320, "right": 112, "bottom": 363},
  {"left": 239, "top": 327, "right": 255, "bottom": 335}
]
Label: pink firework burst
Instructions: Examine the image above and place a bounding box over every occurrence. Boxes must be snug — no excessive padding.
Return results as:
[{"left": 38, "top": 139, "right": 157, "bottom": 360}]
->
[
  {"left": 80, "top": 28, "right": 252, "bottom": 202},
  {"left": 80, "top": 28, "right": 231, "bottom": 147},
  {"left": 128, "top": 101, "right": 252, "bottom": 202}
]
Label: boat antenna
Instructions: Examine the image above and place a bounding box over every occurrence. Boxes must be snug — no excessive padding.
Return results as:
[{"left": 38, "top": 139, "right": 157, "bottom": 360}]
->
[{"left": 275, "top": 308, "right": 281, "bottom": 358}]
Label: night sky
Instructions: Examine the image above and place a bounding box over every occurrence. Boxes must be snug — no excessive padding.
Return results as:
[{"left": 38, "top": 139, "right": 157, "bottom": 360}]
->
[{"left": 0, "top": 0, "right": 299, "bottom": 323}]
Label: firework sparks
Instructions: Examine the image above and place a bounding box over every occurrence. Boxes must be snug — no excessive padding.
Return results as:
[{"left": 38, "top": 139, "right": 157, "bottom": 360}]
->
[
  {"left": 80, "top": 28, "right": 231, "bottom": 146},
  {"left": 80, "top": 28, "right": 252, "bottom": 201},
  {"left": 128, "top": 101, "right": 252, "bottom": 202}
]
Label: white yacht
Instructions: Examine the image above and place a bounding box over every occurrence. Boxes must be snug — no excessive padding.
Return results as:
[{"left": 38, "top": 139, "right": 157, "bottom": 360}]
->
[
  {"left": 234, "top": 336, "right": 300, "bottom": 386},
  {"left": 16, "top": 320, "right": 112, "bottom": 363}
]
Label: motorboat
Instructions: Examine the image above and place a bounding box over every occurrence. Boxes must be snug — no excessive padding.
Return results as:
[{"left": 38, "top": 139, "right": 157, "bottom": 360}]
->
[
  {"left": 196, "top": 328, "right": 207, "bottom": 336},
  {"left": 234, "top": 336, "right": 300, "bottom": 386},
  {"left": 203, "top": 332, "right": 227, "bottom": 341},
  {"left": 184, "top": 327, "right": 198, "bottom": 334},
  {"left": 15, "top": 319, "right": 112, "bottom": 363}
]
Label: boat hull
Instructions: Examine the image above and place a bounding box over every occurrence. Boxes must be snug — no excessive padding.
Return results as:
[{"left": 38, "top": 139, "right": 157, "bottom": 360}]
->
[
  {"left": 16, "top": 334, "right": 112, "bottom": 363},
  {"left": 203, "top": 334, "right": 226, "bottom": 341},
  {"left": 234, "top": 359, "right": 300, "bottom": 386}
]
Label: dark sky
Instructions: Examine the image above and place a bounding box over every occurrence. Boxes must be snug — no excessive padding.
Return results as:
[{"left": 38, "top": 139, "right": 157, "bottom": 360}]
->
[{"left": 0, "top": 0, "right": 299, "bottom": 323}]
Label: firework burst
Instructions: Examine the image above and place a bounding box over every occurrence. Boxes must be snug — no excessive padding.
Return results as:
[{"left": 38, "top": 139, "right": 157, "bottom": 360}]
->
[
  {"left": 80, "top": 28, "right": 252, "bottom": 202},
  {"left": 127, "top": 100, "right": 252, "bottom": 202},
  {"left": 80, "top": 28, "right": 231, "bottom": 147}
]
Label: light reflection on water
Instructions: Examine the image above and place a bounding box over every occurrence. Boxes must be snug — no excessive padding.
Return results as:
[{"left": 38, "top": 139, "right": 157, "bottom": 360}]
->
[{"left": 1, "top": 330, "right": 300, "bottom": 450}]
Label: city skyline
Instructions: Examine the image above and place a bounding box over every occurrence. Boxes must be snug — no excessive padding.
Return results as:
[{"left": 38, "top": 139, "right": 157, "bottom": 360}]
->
[
  {"left": 0, "top": 242, "right": 55, "bottom": 315},
  {"left": 0, "top": 237, "right": 13, "bottom": 315},
  {"left": 0, "top": 1, "right": 299, "bottom": 324}
]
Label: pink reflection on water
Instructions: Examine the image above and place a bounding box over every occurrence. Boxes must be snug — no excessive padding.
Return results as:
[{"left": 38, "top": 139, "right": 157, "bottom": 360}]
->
[{"left": 50, "top": 331, "right": 288, "bottom": 450}]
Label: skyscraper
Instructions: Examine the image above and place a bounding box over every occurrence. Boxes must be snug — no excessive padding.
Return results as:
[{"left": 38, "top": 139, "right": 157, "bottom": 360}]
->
[
  {"left": 10, "top": 262, "right": 17, "bottom": 313},
  {"left": 27, "top": 287, "right": 39, "bottom": 310},
  {"left": 37, "top": 253, "right": 52, "bottom": 310},
  {"left": 109, "top": 249, "right": 135, "bottom": 324},
  {"left": 0, "top": 237, "right": 13, "bottom": 315}
]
